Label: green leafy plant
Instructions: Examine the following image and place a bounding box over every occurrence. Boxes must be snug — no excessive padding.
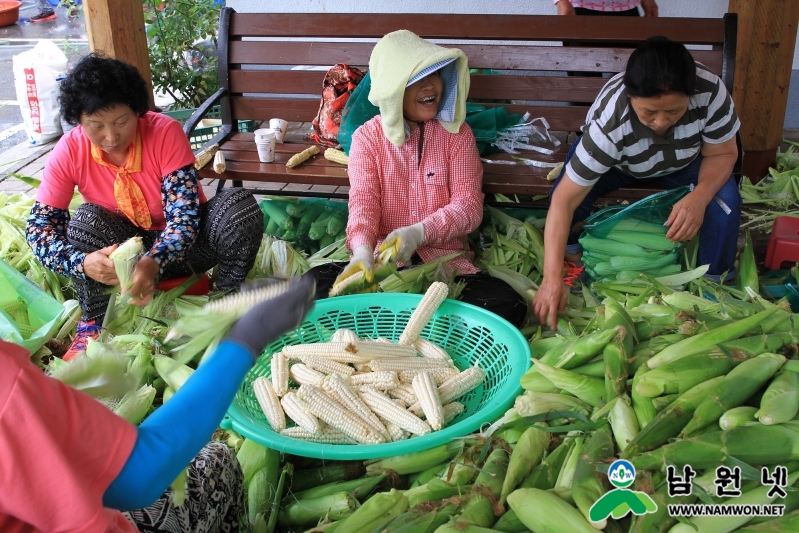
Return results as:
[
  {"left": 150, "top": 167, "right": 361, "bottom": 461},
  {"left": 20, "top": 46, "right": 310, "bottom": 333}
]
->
[{"left": 143, "top": 0, "right": 220, "bottom": 109}]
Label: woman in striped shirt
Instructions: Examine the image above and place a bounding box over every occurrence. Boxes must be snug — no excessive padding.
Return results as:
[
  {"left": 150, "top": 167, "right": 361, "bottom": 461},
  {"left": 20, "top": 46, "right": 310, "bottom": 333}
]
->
[{"left": 533, "top": 36, "right": 741, "bottom": 330}]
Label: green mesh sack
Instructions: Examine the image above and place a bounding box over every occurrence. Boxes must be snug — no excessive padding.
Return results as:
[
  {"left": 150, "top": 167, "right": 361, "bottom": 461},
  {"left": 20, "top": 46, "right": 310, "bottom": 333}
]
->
[
  {"left": 338, "top": 72, "right": 523, "bottom": 155},
  {"left": 582, "top": 186, "right": 691, "bottom": 239},
  {"left": 580, "top": 186, "right": 691, "bottom": 280},
  {"left": 338, "top": 72, "right": 380, "bottom": 155}
]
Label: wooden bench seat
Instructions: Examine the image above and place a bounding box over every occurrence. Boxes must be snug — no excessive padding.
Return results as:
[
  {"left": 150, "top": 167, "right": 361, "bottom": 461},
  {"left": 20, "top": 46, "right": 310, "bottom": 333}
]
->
[{"left": 187, "top": 10, "right": 739, "bottom": 203}]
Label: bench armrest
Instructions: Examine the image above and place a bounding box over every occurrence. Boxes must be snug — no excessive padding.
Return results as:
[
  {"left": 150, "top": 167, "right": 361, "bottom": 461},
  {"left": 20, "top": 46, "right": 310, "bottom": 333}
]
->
[{"left": 183, "top": 88, "right": 229, "bottom": 137}]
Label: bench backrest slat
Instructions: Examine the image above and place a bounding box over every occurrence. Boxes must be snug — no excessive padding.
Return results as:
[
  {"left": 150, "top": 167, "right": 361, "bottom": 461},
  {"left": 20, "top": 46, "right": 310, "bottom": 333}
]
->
[
  {"left": 228, "top": 13, "right": 725, "bottom": 44},
  {"left": 228, "top": 41, "right": 723, "bottom": 75},
  {"left": 229, "top": 70, "right": 612, "bottom": 104}
]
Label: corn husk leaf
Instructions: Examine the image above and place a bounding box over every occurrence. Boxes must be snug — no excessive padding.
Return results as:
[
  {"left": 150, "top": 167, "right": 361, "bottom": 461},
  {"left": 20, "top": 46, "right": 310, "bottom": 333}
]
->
[
  {"left": 49, "top": 338, "right": 138, "bottom": 398},
  {"left": 108, "top": 237, "right": 144, "bottom": 293}
]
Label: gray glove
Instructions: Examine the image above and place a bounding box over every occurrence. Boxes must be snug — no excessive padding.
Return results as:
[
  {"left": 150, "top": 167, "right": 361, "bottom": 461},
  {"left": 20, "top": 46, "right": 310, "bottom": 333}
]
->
[{"left": 225, "top": 274, "right": 316, "bottom": 362}]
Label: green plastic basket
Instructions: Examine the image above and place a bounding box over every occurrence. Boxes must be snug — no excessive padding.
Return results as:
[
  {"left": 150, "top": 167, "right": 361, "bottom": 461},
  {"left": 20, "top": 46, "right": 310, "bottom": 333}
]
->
[
  {"left": 220, "top": 293, "right": 530, "bottom": 460},
  {"left": 162, "top": 105, "right": 257, "bottom": 150}
]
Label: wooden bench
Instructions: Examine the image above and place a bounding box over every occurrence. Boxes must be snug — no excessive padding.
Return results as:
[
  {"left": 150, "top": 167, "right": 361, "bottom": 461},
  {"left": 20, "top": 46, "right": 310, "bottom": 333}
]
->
[{"left": 186, "top": 10, "right": 739, "bottom": 203}]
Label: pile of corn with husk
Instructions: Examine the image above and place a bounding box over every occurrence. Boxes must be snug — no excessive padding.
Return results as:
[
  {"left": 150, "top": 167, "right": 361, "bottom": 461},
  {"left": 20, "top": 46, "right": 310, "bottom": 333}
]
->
[
  {"left": 9, "top": 173, "right": 799, "bottom": 532},
  {"left": 741, "top": 141, "right": 799, "bottom": 230},
  {"left": 474, "top": 205, "right": 546, "bottom": 302},
  {"left": 260, "top": 198, "right": 348, "bottom": 255},
  {"left": 580, "top": 220, "right": 682, "bottom": 280}
]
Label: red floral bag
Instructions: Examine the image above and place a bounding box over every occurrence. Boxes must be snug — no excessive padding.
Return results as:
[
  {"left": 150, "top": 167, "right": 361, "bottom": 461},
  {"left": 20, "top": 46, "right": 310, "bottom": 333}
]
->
[{"left": 310, "top": 64, "right": 366, "bottom": 148}]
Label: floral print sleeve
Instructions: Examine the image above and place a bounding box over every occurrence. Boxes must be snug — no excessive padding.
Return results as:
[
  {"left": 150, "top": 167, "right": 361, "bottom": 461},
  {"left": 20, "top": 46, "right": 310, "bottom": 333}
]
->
[
  {"left": 26, "top": 202, "right": 86, "bottom": 278},
  {"left": 146, "top": 163, "right": 201, "bottom": 272}
]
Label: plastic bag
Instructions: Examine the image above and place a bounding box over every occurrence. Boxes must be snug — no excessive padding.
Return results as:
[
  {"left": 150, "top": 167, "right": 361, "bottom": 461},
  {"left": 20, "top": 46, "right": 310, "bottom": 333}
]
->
[
  {"left": 13, "top": 40, "right": 67, "bottom": 145},
  {"left": 259, "top": 198, "right": 347, "bottom": 256},
  {"left": 338, "top": 71, "right": 379, "bottom": 155},
  {"left": 582, "top": 186, "right": 691, "bottom": 239},
  {"left": 580, "top": 187, "right": 691, "bottom": 280},
  {"left": 0, "top": 259, "right": 67, "bottom": 353}
]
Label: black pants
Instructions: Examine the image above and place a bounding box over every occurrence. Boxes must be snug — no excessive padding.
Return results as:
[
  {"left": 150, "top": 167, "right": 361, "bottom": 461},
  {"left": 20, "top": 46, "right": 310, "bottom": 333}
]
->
[
  {"left": 122, "top": 442, "right": 244, "bottom": 533},
  {"left": 68, "top": 188, "right": 263, "bottom": 322},
  {"left": 310, "top": 262, "right": 528, "bottom": 327}
]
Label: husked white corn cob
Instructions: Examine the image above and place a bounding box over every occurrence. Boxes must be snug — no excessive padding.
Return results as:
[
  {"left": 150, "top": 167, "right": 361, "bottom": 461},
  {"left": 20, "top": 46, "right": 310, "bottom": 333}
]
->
[
  {"left": 280, "top": 425, "right": 353, "bottom": 444},
  {"left": 289, "top": 364, "right": 325, "bottom": 387},
  {"left": 213, "top": 150, "right": 226, "bottom": 173},
  {"left": 331, "top": 328, "right": 359, "bottom": 343},
  {"left": 369, "top": 357, "right": 454, "bottom": 372},
  {"left": 203, "top": 280, "right": 292, "bottom": 314},
  {"left": 377, "top": 415, "right": 410, "bottom": 442},
  {"left": 322, "top": 374, "right": 389, "bottom": 440},
  {"left": 399, "top": 282, "right": 449, "bottom": 345},
  {"left": 412, "top": 372, "right": 444, "bottom": 431},
  {"left": 398, "top": 367, "right": 460, "bottom": 385},
  {"left": 282, "top": 342, "right": 369, "bottom": 364},
  {"left": 271, "top": 352, "right": 289, "bottom": 396},
  {"left": 324, "top": 147, "right": 349, "bottom": 165},
  {"left": 252, "top": 377, "right": 286, "bottom": 431},
  {"left": 414, "top": 338, "right": 452, "bottom": 360},
  {"left": 280, "top": 391, "right": 320, "bottom": 432},
  {"left": 437, "top": 366, "right": 486, "bottom": 404},
  {"left": 387, "top": 383, "right": 417, "bottom": 405},
  {"left": 286, "top": 145, "right": 320, "bottom": 168},
  {"left": 299, "top": 354, "right": 356, "bottom": 376},
  {"left": 442, "top": 402, "right": 465, "bottom": 426},
  {"left": 375, "top": 337, "right": 392, "bottom": 343},
  {"left": 359, "top": 387, "right": 431, "bottom": 436},
  {"left": 298, "top": 385, "right": 384, "bottom": 444},
  {"left": 354, "top": 341, "right": 417, "bottom": 359},
  {"left": 393, "top": 398, "right": 407, "bottom": 408},
  {"left": 350, "top": 371, "right": 399, "bottom": 390},
  {"left": 194, "top": 143, "right": 219, "bottom": 170},
  {"left": 329, "top": 271, "right": 366, "bottom": 297},
  {"left": 409, "top": 366, "right": 486, "bottom": 415}
]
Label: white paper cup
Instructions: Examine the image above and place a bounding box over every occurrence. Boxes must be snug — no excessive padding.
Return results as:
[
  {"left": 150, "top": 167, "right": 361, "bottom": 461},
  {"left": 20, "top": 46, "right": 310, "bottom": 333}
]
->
[
  {"left": 255, "top": 136, "right": 276, "bottom": 163},
  {"left": 269, "top": 118, "right": 289, "bottom": 143},
  {"left": 254, "top": 128, "right": 275, "bottom": 141}
]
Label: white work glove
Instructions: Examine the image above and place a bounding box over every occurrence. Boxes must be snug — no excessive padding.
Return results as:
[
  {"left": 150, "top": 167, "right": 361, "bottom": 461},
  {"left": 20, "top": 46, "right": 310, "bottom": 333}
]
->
[
  {"left": 335, "top": 245, "right": 375, "bottom": 286},
  {"left": 378, "top": 223, "right": 425, "bottom": 263}
]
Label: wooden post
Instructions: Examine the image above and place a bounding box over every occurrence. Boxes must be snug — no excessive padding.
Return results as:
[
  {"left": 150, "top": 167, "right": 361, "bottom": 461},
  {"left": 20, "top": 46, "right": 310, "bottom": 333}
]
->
[
  {"left": 83, "top": 0, "right": 155, "bottom": 110},
  {"left": 728, "top": 0, "right": 799, "bottom": 181}
]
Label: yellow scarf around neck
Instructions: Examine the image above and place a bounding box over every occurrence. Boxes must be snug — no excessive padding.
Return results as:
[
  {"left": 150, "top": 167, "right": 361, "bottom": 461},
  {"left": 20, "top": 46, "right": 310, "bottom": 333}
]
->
[{"left": 90, "top": 133, "right": 152, "bottom": 229}]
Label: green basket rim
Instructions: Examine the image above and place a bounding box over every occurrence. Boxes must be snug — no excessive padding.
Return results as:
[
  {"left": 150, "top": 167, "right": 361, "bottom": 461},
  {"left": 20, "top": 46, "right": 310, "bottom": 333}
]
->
[{"left": 221, "top": 293, "right": 530, "bottom": 460}]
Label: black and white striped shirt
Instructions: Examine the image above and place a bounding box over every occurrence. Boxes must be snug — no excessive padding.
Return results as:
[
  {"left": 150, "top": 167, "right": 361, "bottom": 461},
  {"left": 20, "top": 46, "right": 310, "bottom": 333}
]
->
[{"left": 565, "top": 64, "right": 740, "bottom": 186}]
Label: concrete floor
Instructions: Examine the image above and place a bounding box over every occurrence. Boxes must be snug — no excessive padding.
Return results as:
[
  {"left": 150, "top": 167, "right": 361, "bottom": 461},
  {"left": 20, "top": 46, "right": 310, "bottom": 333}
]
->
[{"left": 0, "top": 0, "right": 88, "bottom": 153}]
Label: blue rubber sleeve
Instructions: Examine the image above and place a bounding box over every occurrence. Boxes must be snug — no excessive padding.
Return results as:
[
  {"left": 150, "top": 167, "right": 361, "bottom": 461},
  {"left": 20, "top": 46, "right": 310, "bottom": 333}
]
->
[{"left": 103, "top": 340, "right": 253, "bottom": 510}]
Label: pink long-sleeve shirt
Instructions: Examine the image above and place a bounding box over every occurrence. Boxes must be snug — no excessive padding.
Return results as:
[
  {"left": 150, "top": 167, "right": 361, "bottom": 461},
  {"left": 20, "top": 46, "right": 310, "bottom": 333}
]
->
[{"left": 346, "top": 116, "right": 484, "bottom": 275}]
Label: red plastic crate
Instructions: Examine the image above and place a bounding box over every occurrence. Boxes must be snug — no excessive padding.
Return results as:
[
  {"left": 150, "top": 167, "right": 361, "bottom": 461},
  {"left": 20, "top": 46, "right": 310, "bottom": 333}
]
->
[{"left": 765, "top": 216, "right": 799, "bottom": 270}]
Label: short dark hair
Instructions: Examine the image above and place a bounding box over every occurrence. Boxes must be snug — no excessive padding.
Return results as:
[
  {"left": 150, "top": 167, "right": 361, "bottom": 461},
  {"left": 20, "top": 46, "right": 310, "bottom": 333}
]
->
[
  {"left": 624, "top": 36, "right": 697, "bottom": 98},
  {"left": 59, "top": 53, "right": 150, "bottom": 126}
]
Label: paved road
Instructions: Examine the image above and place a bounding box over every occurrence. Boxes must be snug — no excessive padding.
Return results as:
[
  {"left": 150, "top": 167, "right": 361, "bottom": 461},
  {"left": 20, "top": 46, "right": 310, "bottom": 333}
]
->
[{"left": 0, "top": 0, "right": 87, "bottom": 154}]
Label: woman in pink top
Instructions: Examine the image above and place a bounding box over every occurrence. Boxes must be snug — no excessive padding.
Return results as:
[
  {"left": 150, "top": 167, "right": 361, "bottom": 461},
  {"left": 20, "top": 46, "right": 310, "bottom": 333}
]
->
[
  {"left": 26, "top": 54, "right": 263, "bottom": 360},
  {"left": 312, "top": 31, "right": 526, "bottom": 327}
]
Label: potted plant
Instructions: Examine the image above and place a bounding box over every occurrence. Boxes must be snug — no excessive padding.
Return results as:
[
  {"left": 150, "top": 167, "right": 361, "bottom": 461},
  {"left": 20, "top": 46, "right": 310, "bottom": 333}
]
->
[{"left": 143, "top": 0, "right": 221, "bottom": 110}]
